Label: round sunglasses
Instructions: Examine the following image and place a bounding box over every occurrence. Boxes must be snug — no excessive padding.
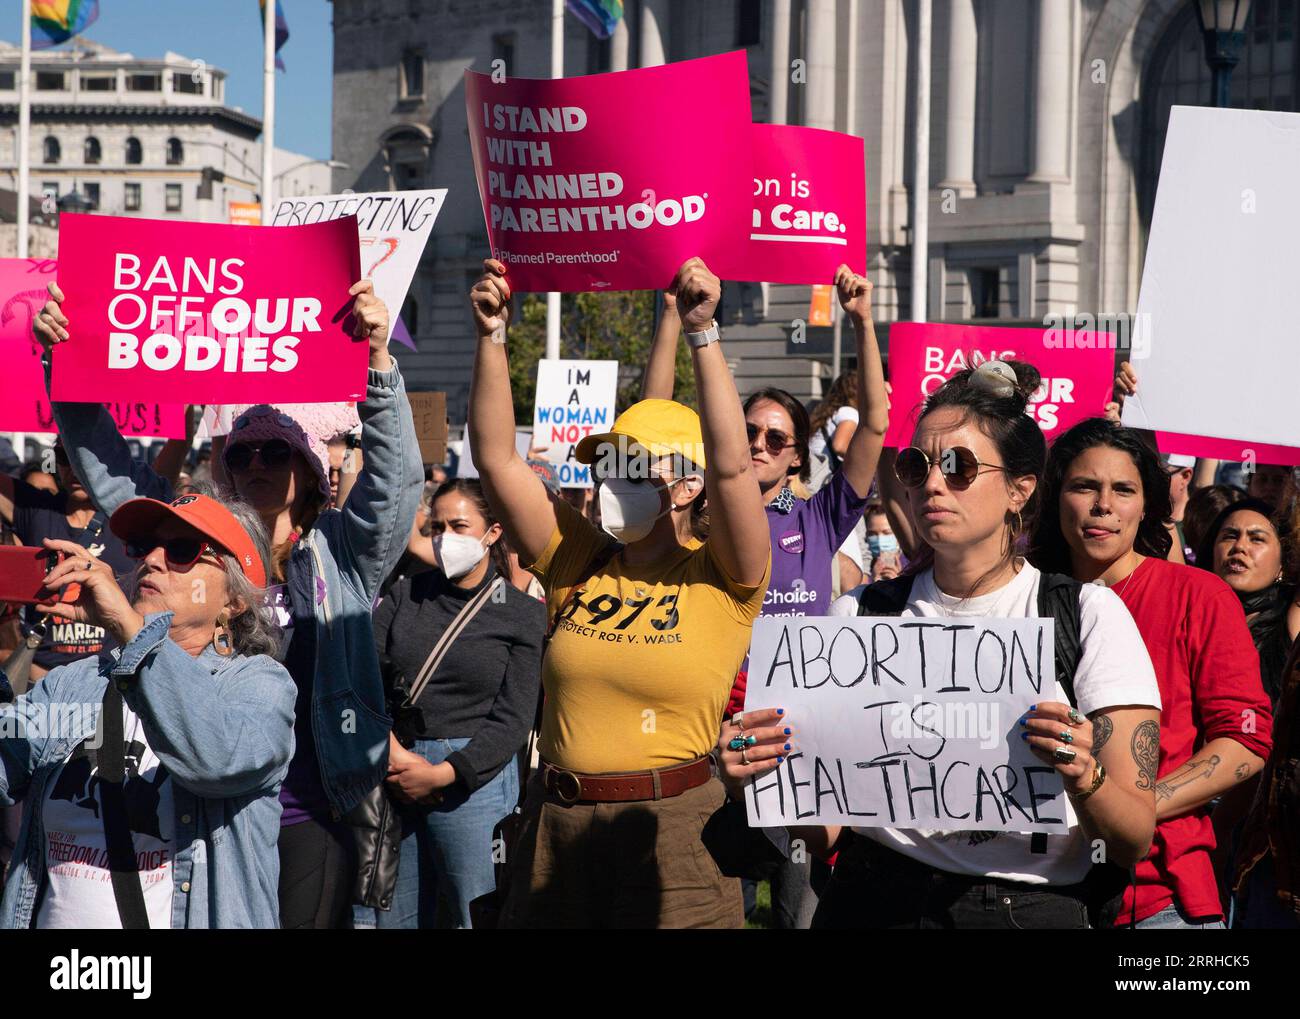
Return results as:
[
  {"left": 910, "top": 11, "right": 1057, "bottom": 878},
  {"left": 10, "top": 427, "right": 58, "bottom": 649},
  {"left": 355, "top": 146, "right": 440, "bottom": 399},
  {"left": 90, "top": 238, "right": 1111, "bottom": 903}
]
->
[
  {"left": 125, "top": 536, "right": 224, "bottom": 569},
  {"left": 894, "top": 445, "right": 1010, "bottom": 490},
  {"left": 746, "top": 422, "right": 795, "bottom": 457},
  {"left": 226, "top": 438, "right": 294, "bottom": 472}
]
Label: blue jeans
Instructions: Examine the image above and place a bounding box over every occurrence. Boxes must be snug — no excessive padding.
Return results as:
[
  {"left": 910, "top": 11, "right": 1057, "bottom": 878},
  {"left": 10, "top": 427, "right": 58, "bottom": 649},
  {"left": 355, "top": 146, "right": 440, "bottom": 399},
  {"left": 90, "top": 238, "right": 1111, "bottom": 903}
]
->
[
  {"left": 376, "top": 738, "right": 518, "bottom": 929},
  {"left": 1135, "top": 903, "right": 1226, "bottom": 929}
]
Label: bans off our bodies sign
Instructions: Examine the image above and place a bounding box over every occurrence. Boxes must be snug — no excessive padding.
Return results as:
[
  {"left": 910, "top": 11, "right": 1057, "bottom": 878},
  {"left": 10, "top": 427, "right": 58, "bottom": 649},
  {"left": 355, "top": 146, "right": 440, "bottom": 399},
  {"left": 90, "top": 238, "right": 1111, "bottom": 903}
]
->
[
  {"left": 743, "top": 615, "right": 1068, "bottom": 834},
  {"left": 465, "top": 52, "right": 752, "bottom": 292},
  {"left": 51, "top": 214, "right": 364, "bottom": 405}
]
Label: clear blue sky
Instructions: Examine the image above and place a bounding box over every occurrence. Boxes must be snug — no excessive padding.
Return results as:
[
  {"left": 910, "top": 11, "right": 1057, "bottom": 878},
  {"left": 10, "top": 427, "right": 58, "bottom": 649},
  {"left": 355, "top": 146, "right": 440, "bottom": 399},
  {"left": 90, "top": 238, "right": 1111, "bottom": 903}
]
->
[{"left": 11, "top": 0, "right": 334, "bottom": 159}]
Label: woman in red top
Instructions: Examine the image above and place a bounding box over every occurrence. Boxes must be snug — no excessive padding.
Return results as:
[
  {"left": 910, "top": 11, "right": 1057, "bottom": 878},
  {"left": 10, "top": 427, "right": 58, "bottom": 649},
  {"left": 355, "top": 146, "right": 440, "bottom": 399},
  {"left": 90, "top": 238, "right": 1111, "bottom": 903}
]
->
[{"left": 1031, "top": 418, "right": 1273, "bottom": 927}]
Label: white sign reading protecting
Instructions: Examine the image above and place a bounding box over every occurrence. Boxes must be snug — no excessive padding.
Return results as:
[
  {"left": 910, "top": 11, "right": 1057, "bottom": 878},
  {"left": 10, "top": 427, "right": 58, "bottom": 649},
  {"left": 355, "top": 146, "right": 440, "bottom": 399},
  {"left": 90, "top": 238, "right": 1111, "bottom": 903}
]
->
[
  {"left": 742, "top": 615, "right": 1068, "bottom": 833},
  {"left": 1122, "top": 106, "right": 1300, "bottom": 447},
  {"left": 265, "top": 189, "right": 447, "bottom": 344},
  {"left": 532, "top": 359, "right": 619, "bottom": 489}
]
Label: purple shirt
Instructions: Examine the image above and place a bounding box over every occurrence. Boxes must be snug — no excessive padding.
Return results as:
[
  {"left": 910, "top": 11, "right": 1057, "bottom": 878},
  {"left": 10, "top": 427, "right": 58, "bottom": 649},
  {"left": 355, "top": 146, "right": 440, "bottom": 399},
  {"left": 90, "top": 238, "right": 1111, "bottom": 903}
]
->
[{"left": 762, "top": 471, "right": 870, "bottom": 617}]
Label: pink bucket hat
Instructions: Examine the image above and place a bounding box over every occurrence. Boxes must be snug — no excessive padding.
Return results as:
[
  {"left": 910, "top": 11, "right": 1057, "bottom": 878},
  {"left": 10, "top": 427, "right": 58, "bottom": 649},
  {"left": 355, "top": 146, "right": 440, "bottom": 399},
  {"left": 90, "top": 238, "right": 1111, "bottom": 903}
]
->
[{"left": 224, "top": 405, "right": 331, "bottom": 501}]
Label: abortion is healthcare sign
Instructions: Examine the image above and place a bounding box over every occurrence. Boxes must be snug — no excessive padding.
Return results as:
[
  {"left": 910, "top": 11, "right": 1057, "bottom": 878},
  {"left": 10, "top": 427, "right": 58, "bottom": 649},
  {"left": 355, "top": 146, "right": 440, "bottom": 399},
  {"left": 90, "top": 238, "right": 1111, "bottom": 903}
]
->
[
  {"left": 714, "top": 124, "right": 866, "bottom": 285},
  {"left": 465, "top": 51, "right": 752, "bottom": 292},
  {"left": 532, "top": 359, "right": 618, "bottom": 488},
  {"left": 0, "top": 257, "right": 185, "bottom": 437},
  {"left": 51, "top": 214, "right": 364, "bottom": 405},
  {"left": 883, "top": 322, "right": 1115, "bottom": 448},
  {"left": 266, "top": 189, "right": 446, "bottom": 345}
]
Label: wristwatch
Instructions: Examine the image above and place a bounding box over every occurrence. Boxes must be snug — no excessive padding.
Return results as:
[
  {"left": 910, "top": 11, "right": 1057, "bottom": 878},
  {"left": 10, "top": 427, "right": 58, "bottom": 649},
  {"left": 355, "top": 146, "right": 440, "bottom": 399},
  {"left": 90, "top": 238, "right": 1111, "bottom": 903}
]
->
[{"left": 685, "top": 320, "right": 720, "bottom": 348}]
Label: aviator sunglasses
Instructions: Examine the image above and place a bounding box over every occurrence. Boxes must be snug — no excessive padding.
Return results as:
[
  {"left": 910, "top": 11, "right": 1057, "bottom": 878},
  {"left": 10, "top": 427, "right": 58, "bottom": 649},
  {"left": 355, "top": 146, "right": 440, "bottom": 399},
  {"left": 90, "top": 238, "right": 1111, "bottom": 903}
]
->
[
  {"left": 894, "top": 445, "right": 1010, "bottom": 490},
  {"left": 225, "top": 439, "right": 294, "bottom": 472},
  {"left": 746, "top": 423, "right": 795, "bottom": 457}
]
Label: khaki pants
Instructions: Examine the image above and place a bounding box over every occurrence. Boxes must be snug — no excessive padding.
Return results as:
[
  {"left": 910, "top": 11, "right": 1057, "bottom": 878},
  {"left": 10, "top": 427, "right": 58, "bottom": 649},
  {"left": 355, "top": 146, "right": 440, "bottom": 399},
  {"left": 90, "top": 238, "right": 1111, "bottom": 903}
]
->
[{"left": 500, "top": 773, "right": 742, "bottom": 929}]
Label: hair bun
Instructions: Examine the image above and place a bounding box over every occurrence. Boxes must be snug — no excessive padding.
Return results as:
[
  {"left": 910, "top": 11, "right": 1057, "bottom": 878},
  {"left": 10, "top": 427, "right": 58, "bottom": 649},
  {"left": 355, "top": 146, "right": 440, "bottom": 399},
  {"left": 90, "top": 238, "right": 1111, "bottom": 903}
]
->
[{"left": 969, "top": 360, "right": 1018, "bottom": 399}]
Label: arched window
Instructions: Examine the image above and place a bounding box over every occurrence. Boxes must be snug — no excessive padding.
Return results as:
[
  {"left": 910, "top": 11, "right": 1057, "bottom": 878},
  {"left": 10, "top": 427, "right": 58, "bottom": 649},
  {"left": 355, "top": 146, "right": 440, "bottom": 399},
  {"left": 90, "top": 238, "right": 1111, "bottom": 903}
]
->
[
  {"left": 84, "top": 136, "right": 101, "bottom": 164},
  {"left": 1141, "top": 0, "right": 1300, "bottom": 231},
  {"left": 166, "top": 137, "right": 183, "bottom": 165},
  {"left": 382, "top": 125, "right": 432, "bottom": 189},
  {"left": 42, "top": 136, "right": 60, "bottom": 164},
  {"left": 125, "top": 136, "right": 143, "bottom": 165}
]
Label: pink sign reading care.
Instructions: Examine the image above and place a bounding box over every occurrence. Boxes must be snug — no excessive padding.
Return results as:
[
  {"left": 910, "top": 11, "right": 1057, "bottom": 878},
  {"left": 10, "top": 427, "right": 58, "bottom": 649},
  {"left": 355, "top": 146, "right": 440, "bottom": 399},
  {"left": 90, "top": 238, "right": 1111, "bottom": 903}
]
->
[
  {"left": 714, "top": 124, "right": 866, "bottom": 285},
  {"left": 465, "top": 51, "right": 753, "bottom": 292},
  {"left": 884, "top": 322, "right": 1115, "bottom": 448},
  {"left": 0, "top": 257, "right": 185, "bottom": 437},
  {"left": 1156, "top": 432, "right": 1300, "bottom": 467},
  {"left": 50, "top": 214, "right": 364, "bottom": 405}
]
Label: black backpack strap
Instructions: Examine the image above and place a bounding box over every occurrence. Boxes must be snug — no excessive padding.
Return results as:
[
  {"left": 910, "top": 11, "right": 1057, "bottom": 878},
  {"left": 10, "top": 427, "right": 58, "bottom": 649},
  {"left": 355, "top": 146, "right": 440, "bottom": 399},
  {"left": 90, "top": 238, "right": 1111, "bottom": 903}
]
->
[
  {"left": 855, "top": 574, "right": 916, "bottom": 617},
  {"left": 1037, "top": 572, "right": 1084, "bottom": 708},
  {"left": 97, "top": 679, "right": 150, "bottom": 930},
  {"left": 821, "top": 425, "right": 842, "bottom": 472}
]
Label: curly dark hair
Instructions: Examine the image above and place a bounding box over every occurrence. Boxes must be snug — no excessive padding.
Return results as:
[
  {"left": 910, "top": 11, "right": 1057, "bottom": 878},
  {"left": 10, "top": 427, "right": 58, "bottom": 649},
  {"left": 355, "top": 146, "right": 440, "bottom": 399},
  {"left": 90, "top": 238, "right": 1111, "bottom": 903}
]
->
[{"left": 1029, "top": 417, "right": 1173, "bottom": 576}]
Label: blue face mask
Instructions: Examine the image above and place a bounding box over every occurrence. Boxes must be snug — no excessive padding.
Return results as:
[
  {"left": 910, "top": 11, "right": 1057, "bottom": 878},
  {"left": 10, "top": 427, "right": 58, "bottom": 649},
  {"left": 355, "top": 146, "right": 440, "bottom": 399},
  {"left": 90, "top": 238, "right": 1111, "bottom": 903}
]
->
[{"left": 867, "top": 533, "right": 899, "bottom": 557}]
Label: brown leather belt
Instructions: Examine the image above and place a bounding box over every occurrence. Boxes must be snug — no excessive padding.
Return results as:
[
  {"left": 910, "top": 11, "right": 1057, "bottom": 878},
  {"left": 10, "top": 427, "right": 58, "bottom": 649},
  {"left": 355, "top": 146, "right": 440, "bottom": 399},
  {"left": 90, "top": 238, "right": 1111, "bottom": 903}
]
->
[{"left": 540, "top": 756, "right": 713, "bottom": 804}]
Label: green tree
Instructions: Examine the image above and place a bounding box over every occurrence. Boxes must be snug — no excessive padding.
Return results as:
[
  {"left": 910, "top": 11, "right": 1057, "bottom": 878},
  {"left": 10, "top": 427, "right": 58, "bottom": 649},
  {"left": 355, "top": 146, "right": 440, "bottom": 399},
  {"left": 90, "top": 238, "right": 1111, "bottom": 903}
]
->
[{"left": 505, "top": 291, "right": 697, "bottom": 425}]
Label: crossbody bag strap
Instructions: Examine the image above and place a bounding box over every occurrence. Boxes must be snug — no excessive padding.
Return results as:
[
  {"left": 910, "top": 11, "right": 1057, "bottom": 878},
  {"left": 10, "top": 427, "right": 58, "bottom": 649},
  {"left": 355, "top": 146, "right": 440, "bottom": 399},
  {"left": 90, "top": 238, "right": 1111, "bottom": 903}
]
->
[
  {"left": 96, "top": 680, "right": 150, "bottom": 931},
  {"left": 405, "top": 576, "right": 506, "bottom": 708}
]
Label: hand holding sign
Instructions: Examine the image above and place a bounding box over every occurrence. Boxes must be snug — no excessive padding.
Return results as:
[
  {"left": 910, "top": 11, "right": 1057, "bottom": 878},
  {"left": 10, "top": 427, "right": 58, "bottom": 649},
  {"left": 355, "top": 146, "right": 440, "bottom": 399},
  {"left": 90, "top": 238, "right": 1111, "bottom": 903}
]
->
[
  {"left": 715, "top": 707, "right": 790, "bottom": 802},
  {"left": 1020, "top": 701, "right": 1098, "bottom": 794},
  {"left": 33, "top": 281, "right": 67, "bottom": 348},
  {"left": 348, "top": 279, "right": 390, "bottom": 368},
  {"left": 669, "top": 257, "right": 721, "bottom": 334},
  {"left": 834, "top": 263, "right": 872, "bottom": 324},
  {"left": 470, "top": 258, "right": 512, "bottom": 339}
]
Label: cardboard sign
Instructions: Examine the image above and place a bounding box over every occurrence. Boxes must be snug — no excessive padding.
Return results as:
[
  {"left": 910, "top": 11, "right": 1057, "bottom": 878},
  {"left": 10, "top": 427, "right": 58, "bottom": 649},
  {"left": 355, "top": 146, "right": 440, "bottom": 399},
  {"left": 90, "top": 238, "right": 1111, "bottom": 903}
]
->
[
  {"left": 0, "top": 257, "right": 186, "bottom": 437},
  {"left": 714, "top": 124, "right": 866, "bottom": 284},
  {"left": 1155, "top": 432, "right": 1300, "bottom": 468},
  {"left": 532, "top": 359, "right": 618, "bottom": 489},
  {"left": 1122, "top": 106, "right": 1300, "bottom": 448},
  {"left": 408, "top": 391, "right": 449, "bottom": 465},
  {"left": 50, "top": 214, "right": 364, "bottom": 405},
  {"left": 884, "top": 322, "right": 1115, "bottom": 448},
  {"left": 743, "top": 615, "right": 1067, "bottom": 833},
  {"left": 265, "top": 189, "right": 446, "bottom": 345},
  {"left": 465, "top": 51, "right": 752, "bottom": 292}
]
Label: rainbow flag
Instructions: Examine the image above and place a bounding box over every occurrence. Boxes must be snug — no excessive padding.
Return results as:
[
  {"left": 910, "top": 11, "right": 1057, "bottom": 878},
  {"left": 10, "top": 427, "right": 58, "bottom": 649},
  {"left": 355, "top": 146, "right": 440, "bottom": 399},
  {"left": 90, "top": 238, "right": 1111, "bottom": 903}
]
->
[
  {"left": 566, "top": 0, "right": 623, "bottom": 39},
  {"left": 31, "top": 0, "right": 100, "bottom": 49},
  {"left": 258, "top": 0, "right": 290, "bottom": 71}
]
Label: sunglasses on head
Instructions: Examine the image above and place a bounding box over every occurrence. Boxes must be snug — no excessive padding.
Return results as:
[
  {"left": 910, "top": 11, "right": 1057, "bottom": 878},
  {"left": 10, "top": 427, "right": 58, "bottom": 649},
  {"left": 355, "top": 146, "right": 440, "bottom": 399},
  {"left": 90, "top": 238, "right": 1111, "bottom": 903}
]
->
[
  {"left": 125, "top": 536, "right": 224, "bottom": 569},
  {"left": 746, "top": 423, "right": 795, "bottom": 458},
  {"left": 226, "top": 439, "right": 294, "bottom": 472},
  {"left": 894, "top": 446, "right": 1009, "bottom": 490}
]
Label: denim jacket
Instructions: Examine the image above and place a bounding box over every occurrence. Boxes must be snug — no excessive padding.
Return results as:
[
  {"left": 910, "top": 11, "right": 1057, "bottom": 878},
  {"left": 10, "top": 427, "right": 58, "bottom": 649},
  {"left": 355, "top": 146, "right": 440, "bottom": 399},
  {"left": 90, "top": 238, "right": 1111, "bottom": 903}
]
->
[
  {"left": 51, "top": 362, "right": 424, "bottom": 816},
  {"left": 0, "top": 612, "right": 297, "bottom": 929}
]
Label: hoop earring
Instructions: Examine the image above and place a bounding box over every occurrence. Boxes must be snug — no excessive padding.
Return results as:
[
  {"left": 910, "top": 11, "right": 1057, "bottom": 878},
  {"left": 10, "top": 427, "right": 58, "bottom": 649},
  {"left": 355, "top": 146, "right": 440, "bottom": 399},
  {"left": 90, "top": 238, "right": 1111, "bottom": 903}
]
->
[{"left": 212, "top": 616, "right": 234, "bottom": 657}]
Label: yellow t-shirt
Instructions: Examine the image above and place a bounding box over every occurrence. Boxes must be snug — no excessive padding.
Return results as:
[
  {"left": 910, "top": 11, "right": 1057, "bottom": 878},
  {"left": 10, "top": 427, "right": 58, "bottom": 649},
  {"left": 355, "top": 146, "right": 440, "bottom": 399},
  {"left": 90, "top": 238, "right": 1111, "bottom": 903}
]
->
[{"left": 528, "top": 499, "right": 769, "bottom": 774}]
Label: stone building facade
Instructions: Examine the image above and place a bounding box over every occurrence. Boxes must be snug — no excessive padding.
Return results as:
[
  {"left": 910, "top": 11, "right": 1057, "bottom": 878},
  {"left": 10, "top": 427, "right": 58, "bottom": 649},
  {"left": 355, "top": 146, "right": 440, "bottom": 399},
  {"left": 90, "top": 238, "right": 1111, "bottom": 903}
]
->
[{"left": 331, "top": 0, "right": 1295, "bottom": 420}]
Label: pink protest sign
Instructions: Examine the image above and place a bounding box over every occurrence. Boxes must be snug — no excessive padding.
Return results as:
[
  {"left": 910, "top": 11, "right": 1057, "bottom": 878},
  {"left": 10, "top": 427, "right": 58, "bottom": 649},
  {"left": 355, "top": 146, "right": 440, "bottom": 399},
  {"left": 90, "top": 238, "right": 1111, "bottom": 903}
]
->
[
  {"left": 465, "top": 51, "right": 753, "bottom": 292},
  {"left": 1156, "top": 432, "right": 1300, "bottom": 467},
  {"left": 0, "top": 257, "right": 186, "bottom": 437},
  {"left": 884, "top": 322, "right": 1115, "bottom": 447},
  {"left": 713, "top": 124, "right": 866, "bottom": 285},
  {"left": 50, "top": 214, "right": 364, "bottom": 405}
]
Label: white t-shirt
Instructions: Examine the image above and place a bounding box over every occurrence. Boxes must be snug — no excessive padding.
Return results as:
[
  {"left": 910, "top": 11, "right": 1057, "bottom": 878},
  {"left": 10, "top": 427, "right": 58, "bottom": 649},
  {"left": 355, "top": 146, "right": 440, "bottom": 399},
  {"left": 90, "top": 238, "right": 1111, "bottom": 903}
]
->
[
  {"left": 829, "top": 563, "right": 1160, "bottom": 885},
  {"left": 37, "top": 702, "right": 175, "bottom": 929},
  {"left": 809, "top": 405, "right": 859, "bottom": 460}
]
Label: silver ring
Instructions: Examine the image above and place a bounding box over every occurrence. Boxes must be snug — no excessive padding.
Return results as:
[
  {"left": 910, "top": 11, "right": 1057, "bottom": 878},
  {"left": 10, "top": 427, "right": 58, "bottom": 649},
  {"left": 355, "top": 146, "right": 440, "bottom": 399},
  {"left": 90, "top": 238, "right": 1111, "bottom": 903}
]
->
[
  {"left": 734, "top": 713, "right": 744, "bottom": 731},
  {"left": 1067, "top": 708, "right": 1084, "bottom": 725},
  {"left": 741, "top": 748, "right": 750, "bottom": 766},
  {"left": 1058, "top": 730, "right": 1074, "bottom": 744},
  {"left": 1053, "top": 746, "right": 1077, "bottom": 764}
]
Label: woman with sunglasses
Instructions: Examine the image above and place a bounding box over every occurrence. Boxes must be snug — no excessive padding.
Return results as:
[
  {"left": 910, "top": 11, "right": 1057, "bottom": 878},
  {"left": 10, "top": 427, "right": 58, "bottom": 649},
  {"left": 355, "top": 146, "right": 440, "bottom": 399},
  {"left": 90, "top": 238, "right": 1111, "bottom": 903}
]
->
[
  {"left": 719, "top": 361, "right": 1163, "bottom": 929},
  {"left": 1, "top": 493, "right": 295, "bottom": 928},
  {"left": 0, "top": 440, "right": 134, "bottom": 683},
  {"left": 34, "top": 279, "right": 424, "bottom": 929},
  {"left": 1030, "top": 418, "right": 1272, "bottom": 927},
  {"left": 468, "top": 256, "right": 769, "bottom": 928}
]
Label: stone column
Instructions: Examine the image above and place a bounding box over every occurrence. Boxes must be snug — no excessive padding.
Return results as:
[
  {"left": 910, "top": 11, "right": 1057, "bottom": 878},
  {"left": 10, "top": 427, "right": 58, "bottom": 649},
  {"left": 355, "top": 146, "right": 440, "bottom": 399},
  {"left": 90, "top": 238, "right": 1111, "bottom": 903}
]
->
[
  {"left": 770, "top": 0, "right": 791, "bottom": 123},
  {"left": 1027, "top": 0, "right": 1072, "bottom": 182},
  {"left": 939, "top": 0, "right": 977, "bottom": 194},
  {"left": 640, "top": 0, "right": 668, "bottom": 67},
  {"left": 804, "top": 0, "right": 836, "bottom": 130}
]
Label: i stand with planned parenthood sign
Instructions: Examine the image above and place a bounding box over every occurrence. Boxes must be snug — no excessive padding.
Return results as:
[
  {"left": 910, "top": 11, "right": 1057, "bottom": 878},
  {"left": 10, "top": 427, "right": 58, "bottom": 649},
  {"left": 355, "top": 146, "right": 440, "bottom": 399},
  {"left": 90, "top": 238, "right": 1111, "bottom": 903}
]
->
[{"left": 743, "top": 615, "right": 1069, "bottom": 834}]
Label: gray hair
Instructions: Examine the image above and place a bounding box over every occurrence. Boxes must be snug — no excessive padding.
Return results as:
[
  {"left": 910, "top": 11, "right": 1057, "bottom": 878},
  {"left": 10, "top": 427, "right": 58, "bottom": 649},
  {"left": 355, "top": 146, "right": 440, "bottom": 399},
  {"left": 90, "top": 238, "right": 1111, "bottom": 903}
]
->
[{"left": 218, "top": 499, "right": 282, "bottom": 659}]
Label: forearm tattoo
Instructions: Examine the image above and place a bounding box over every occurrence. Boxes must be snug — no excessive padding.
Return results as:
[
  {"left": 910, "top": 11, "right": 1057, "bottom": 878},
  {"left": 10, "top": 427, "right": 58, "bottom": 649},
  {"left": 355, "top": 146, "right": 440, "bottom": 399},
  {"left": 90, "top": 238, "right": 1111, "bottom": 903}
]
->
[
  {"left": 1091, "top": 714, "right": 1114, "bottom": 755},
  {"left": 1152, "top": 753, "right": 1220, "bottom": 801},
  {"left": 1234, "top": 763, "right": 1251, "bottom": 781},
  {"left": 1131, "top": 720, "right": 1160, "bottom": 791}
]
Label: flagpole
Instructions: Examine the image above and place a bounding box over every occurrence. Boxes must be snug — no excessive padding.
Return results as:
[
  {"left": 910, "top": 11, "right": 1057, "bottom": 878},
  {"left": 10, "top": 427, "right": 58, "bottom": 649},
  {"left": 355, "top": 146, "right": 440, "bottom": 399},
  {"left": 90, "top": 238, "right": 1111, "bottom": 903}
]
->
[
  {"left": 261, "top": 1, "right": 276, "bottom": 222},
  {"left": 18, "top": 0, "right": 32, "bottom": 258},
  {"left": 545, "top": 0, "right": 563, "bottom": 361}
]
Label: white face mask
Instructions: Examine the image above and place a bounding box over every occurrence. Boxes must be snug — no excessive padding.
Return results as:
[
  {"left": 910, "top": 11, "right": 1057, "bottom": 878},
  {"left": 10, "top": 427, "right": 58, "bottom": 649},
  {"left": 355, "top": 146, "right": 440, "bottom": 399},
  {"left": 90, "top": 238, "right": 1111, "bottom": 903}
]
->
[
  {"left": 598, "top": 475, "right": 696, "bottom": 544},
  {"left": 433, "top": 531, "right": 489, "bottom": 579}
]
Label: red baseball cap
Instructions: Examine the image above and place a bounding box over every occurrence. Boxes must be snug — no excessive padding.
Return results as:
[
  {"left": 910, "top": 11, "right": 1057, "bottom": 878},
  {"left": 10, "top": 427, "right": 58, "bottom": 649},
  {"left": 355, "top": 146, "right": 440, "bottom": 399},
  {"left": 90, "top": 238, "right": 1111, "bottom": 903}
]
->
[{"left": 109, "top": 494, "right": 267, "bottom": 590}]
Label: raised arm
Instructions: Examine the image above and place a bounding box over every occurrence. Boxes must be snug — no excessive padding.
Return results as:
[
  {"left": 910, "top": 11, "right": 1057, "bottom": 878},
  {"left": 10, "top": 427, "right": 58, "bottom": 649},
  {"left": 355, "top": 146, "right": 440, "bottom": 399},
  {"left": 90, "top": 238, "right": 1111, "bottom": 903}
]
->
[
  {"left": 671, "top": 258, "right": 768, "bottom": 588},
  {"left": 151, "top": 406, "right": 200, "bottom": 488},
  {"left": 467, "top": 259, "right": 557, "bottom": 565},
  {"left": 640, "top": 291, "right": 680, "bottom": 400},
  {"left": 834, "top": 266, "right": 888, "bottom": 500}
]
